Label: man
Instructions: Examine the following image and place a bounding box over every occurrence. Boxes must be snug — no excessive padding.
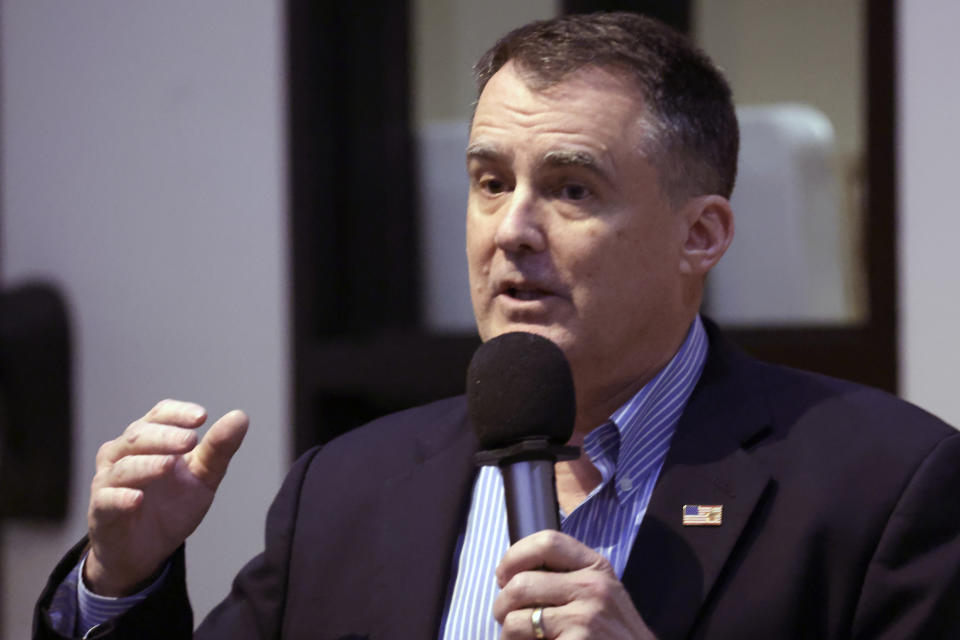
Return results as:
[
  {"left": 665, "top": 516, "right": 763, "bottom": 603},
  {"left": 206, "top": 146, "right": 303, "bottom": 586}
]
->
[{"left": 35, "top": 12, "right": 960, "bottom": 639}]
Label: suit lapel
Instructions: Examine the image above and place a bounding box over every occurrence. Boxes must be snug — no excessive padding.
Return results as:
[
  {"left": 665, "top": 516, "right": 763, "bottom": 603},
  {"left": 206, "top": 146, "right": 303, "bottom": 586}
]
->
[
  {"left": 623, "top": 329, "right": 773, "bottom": 640},
  {"left": 370, "top": 408, "right": 479, "bottom": 638}
]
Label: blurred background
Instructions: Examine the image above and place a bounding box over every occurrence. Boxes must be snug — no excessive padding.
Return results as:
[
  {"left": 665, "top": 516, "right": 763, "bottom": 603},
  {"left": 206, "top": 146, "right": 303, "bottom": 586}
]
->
[{"left": 1, "top": 0, "right": 957, "bottom": 636}]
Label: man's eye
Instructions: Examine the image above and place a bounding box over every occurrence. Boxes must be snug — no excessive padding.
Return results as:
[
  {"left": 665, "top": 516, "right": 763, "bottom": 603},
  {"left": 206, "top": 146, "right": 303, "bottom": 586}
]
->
[
  {"left": 559, "top": 183, "right": 590, "bottom": 201},
  {"left": 480, "top": 177, "right": 507, "bottom": 194}
]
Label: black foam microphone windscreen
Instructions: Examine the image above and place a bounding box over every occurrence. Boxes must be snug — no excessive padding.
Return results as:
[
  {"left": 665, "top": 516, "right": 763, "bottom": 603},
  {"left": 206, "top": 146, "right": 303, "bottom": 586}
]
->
[
  {"left": 467, "top": 332, "right": 579, "bottom": 543},
  {"left": 467, "top": 331, "right": 576, "bottom": 449}
]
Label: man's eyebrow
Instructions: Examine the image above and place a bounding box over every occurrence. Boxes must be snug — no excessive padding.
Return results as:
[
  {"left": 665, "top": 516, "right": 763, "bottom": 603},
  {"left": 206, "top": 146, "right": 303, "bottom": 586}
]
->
[
  {"left": 465, "top": 143, "right": 505, "bottom": 163},
  {"left": 541, "top": 149, "right": 606, "bottom": 176},
  {"left": 464, "top": 145, "right": 610, "bottom": 179}
]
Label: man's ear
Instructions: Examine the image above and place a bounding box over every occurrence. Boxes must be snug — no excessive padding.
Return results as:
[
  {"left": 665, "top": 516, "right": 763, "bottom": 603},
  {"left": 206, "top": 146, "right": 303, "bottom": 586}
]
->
[{"left": 679, "top": 195, "right": 734, "bottom": 276}]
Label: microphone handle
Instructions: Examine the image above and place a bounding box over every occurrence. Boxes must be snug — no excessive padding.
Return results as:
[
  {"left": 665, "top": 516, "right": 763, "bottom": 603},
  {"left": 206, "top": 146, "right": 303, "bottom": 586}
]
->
[{"left": 500, "top": 458, "right": 561, "bottom": 544}]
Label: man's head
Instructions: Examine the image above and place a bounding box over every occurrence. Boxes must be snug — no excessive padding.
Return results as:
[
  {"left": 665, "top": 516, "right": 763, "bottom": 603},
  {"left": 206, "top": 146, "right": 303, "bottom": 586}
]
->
[
  {"left": 466, "top": 13, "right": 736, "bottom": 420},
  {"left": 474, "top": 12, "right": 738, "bottom": 205}
]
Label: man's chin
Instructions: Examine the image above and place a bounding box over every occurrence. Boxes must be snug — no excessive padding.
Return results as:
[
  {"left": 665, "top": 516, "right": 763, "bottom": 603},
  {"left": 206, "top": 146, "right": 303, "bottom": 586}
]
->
[{"left": 481, "top": 322, "right": 573, "bottom": 352}]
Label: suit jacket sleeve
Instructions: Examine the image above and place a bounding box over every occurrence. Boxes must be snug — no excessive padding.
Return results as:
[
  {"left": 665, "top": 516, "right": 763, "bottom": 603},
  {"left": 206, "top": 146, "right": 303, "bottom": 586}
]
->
[
  {"left": 33, "top": 542, "right": 193, "bottom": 639},
  {"left": 33, "top": 446, "right": 323, "bottom": 640},
  {"left": 852, "top": 432, "right": 960, "bottom": 638}
]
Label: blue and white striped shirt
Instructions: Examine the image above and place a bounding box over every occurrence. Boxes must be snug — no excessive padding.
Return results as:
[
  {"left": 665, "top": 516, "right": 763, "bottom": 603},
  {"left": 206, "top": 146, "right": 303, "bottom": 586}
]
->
[{"left": 440, "top": 316, "right": 708, "bottom": 639}]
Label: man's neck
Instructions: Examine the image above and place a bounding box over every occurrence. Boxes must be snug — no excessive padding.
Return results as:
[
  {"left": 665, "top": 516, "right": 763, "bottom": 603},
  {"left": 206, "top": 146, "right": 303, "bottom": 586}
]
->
[
  {"left": 556, "top": 454, "right": 602, "bottom": 515},
  {"left": 570, "top": 337, "right": 689, "bottom": 440}
]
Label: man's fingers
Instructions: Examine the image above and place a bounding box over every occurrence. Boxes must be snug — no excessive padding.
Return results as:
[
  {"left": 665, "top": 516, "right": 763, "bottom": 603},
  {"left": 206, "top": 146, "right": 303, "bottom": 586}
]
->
[
  {"left": 89, "top": 486, "right": 144, "bottom": 525},
  {"left": 494, "top": 532, "right": 618, "bottom": 625},
  {"left": 501, "top": 607, "right": 557, "bottom": 640},
  {"left": 494, "top": 565, "right": 626, "bottom": 622},
  {"left": 92, "top": 454, "right": 178, "bottom": 491},
  {"left": 494, "top": 533, "right": 655, "bottom": 639},
  {"left": 95, "top": 400, "right": 206, "bottom": 468},
  {"left": 186, "top": 409, "right": 249, "bottom": 489},
  {"left": 143, "top": 399, "right": 207, "bottom": 427},
  {"left": 493, "top": 570, "right": 570, "bottom": 623},
  {"left": 496, "top": 530, "right": 609, "bottom": 588},
  {"left": 96, "top": 424, "right": 198, "bottom": 469}
]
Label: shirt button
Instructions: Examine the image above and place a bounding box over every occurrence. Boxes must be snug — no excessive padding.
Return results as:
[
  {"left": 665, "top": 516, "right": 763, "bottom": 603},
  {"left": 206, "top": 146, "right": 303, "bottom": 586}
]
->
[{"left": 618, "top": 477, "right": 633, "bottom": 492}]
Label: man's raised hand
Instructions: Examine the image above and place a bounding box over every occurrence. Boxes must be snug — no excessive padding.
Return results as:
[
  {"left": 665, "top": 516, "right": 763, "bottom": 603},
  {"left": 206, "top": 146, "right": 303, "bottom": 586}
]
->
[{"left": 84, "top": 400, "right": 248, "bottom": 596}]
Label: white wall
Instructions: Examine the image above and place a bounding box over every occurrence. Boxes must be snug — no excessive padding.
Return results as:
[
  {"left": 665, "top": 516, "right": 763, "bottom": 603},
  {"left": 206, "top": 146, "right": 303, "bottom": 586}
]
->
[
  {"left": 0, "top": 2, "right": 289, "bottom": 637},
  {"left": 898, "top": 1, "right": 960, "bottom": 427}
]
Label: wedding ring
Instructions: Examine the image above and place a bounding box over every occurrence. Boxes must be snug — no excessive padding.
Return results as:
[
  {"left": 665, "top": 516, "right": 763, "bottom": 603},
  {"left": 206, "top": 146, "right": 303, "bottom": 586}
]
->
[{"left": 531, "top": 606, "right": 546, "bottom": 639}]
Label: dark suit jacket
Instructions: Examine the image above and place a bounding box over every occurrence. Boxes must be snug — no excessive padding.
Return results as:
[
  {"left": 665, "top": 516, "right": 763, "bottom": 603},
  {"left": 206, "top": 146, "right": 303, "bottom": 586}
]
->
[{"left": 35, "top": 328, "right": 960, "bottom": 638}]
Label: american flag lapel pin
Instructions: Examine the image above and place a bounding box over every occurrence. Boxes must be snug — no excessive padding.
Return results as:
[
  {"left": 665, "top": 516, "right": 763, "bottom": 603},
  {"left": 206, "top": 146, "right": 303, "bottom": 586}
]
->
[{"left": 682, "top": 504, "right": 723, "bottom": 526}]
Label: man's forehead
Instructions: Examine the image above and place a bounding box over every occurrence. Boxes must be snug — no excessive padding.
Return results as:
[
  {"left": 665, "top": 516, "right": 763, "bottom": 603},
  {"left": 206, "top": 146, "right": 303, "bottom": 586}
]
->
[
  {"left": 472, "top": 62, "right": 652, "bottom": 136},
  {"left": 478, "top": 61, "right": 647, "bottom": 113},
  {"left": 467, "top": 67, "right": 658, "bottom": 174}
]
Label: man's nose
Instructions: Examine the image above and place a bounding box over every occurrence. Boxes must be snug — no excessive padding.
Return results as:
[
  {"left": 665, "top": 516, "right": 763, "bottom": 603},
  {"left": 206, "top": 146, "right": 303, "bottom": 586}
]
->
[{"left": 493, "top": 185, "right": 546, "bottom": 254}]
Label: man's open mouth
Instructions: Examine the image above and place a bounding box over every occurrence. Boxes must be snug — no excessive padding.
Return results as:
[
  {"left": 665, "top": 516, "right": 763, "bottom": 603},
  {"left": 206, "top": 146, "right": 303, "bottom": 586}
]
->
[{"left": 507, "top": 287, "right": 546, "bottom": 301}]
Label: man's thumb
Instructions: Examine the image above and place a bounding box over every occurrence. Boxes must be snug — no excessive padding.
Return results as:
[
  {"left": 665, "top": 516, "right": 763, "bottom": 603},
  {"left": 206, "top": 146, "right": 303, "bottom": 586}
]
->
[{"left": 187, "top": 409, "right": 249, "bottom": 489}]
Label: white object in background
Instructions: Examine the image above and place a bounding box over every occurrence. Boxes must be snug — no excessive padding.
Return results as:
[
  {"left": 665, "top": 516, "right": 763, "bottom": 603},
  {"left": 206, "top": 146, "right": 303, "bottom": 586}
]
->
[
  {"left": 417, "top": 119, "right": 476, "bottom": 333},
  {"left": 706, "top": 104, "right": 852, "bottom": 326}
]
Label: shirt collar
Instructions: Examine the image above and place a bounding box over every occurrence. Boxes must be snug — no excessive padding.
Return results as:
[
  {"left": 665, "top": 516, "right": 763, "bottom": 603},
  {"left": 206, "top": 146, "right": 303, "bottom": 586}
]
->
[{"left": 582, "top": 315, "right": 709, "bottom": 504}]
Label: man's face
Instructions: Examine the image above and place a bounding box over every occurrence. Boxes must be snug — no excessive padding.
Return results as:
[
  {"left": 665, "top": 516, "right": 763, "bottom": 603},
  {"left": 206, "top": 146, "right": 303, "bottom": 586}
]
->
[{"left": 466, "top": 62, "right": 695, "bottom": 398}]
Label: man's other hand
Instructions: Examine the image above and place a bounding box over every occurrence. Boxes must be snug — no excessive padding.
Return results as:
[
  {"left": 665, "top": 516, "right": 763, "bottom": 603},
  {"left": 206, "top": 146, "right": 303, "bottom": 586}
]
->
[
  {"left": 494, "top": 530, "right": 656, "bottom": 639},
  {"left": 84, "top": 400, "right": 248, "bottom": 596}
]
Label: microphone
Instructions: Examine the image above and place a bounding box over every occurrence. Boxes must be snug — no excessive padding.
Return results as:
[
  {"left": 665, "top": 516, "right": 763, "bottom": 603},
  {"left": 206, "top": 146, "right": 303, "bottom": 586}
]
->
[{"left": 467, "top": 332, "right": 580, "bottom": 544}]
